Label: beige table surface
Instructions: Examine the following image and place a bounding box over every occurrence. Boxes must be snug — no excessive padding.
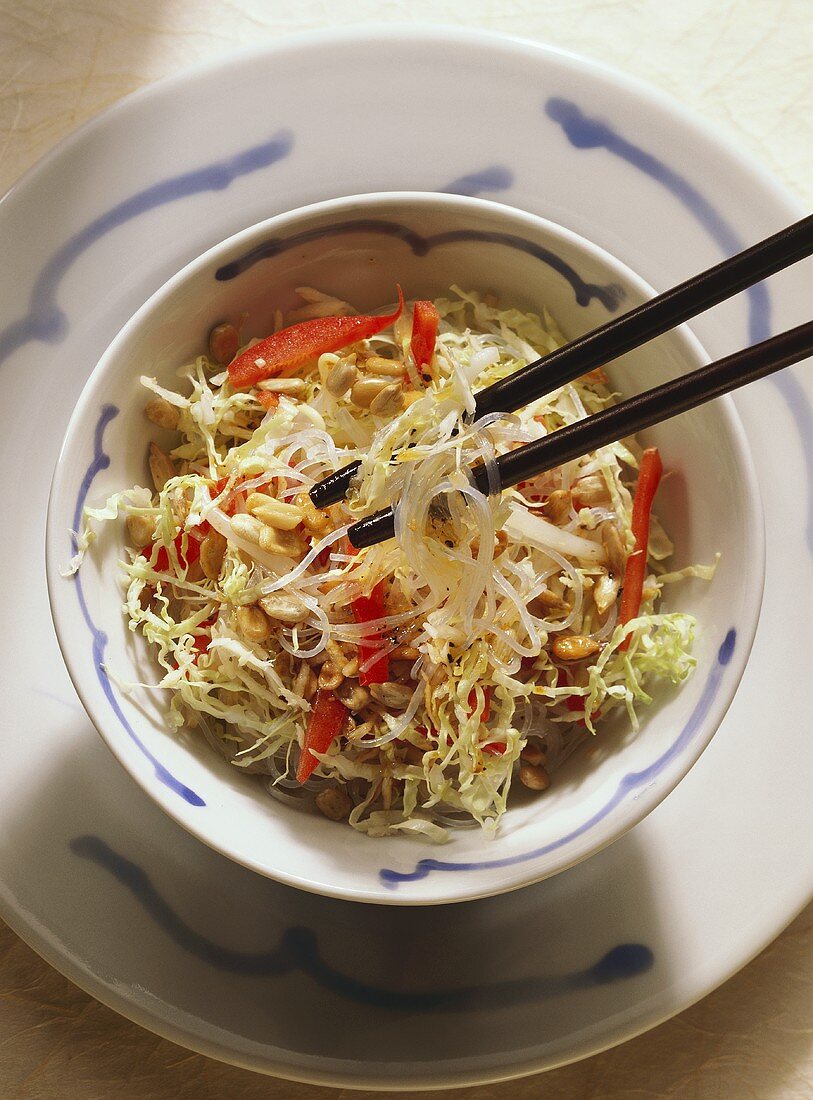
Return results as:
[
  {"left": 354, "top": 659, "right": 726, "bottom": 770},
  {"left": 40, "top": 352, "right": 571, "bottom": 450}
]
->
[{"left": 1, "top": 2, "right": 811, "bottom": 1097}]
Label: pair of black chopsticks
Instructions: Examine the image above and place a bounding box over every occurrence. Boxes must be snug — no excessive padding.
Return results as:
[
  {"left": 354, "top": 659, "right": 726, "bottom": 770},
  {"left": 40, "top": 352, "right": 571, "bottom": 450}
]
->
[{"left": 310, "top": 215, "right": 813, "bottom": 549}]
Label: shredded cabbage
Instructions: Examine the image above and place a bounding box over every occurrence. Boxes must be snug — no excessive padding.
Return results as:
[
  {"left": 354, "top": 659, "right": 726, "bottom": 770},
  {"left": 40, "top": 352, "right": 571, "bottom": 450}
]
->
[{"left": 70, "top": 287, "right": 716, "bottom": 841}]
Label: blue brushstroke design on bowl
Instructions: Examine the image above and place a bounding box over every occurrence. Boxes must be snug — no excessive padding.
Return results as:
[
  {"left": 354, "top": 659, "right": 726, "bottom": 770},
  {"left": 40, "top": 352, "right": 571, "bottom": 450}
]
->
[{"left": 69, "top": 405, "right": 205, "bottom": 806}]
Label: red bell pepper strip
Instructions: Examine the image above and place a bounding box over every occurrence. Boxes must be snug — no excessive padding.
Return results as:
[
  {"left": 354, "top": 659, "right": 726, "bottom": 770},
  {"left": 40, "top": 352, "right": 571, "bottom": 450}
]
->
[
  {"left": 228, "top": 286, "right": 405, "bottom": 389},
  {"left": 468, "top": 686, "right": 492, "bottom": 722},
  {"left": 256, "top": 391, "right": 279, "bottom": 411},
  {"left": 191, "top": 615, "right": 217, "bottom": 656},
  {"left": 212, "top": 476, "right": 247, "bottom": 516},
  {"left": 555, "top": 669, "right": 600, "bottom": 724},
  {"left": 352, "top": 580, "right": 390, "bottom": 685},
  {"left": 618, "top": 447, "right": 663, "bottom": 651},
  {"left": 469, "top": 687, "right": 502, "bottom": 752},
  {"left": 153, "top": 522, "right": 209, "bottom": 573},
  {"left": 153, "top": 542, "right": 172, "bottom": 573},
  {"left": 410, "top": 300, "right": 440, "bottom": 373},
  {"left": 556, "top": 668, "right": 588, "bottom": 714},
  {"left": 296, "top": 688, "right": 348, "bottom": 783}
]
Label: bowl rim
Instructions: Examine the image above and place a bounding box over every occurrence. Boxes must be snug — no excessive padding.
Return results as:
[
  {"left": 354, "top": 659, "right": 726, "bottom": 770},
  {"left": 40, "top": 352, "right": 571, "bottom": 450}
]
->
[{"left": 45, "top": 190, "right": 766, "bottom": 905}]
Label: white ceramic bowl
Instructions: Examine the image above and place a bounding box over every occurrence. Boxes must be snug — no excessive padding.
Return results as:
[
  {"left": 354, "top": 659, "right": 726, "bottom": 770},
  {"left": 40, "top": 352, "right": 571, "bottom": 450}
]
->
[{"left": 46, "top": 193, "right": 764, "bottom": 905}]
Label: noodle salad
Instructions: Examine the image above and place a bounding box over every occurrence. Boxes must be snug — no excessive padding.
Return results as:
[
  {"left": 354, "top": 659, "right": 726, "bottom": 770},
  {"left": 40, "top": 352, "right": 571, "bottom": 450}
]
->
[{"left": 68, "top": 286, "right": 716, "bottom": 842}]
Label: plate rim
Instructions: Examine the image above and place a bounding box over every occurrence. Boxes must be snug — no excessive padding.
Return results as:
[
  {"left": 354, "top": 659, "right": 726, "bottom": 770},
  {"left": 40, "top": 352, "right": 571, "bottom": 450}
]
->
[
  {"left": 3, "top": 885, "right": 808, "bottom": 1091},
  {"left": 1, "top": 25, "right": 805, "bottom": 224}
]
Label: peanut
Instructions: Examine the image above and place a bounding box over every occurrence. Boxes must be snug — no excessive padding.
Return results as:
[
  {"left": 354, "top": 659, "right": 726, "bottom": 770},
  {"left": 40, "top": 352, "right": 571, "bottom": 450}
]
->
[
  {"left": 601, "top": 521, "right": 627, "bottom": 577},
  {"left": 208, "top": 322, "right": 239, "bottom": 366},
  {"left": 293, "top": 661, "right": 318, "bottom": 701},
  {"left": 125, "top": 514, "right": 155, "bottom": 548},
  {"left": 573, "top": 474, "right": 607, "bottom": 505},
  {"left": 148, "top": 443, "right": 175, "bottom": 493},
  {"left": 370, "top": 383, "right": 404, "bottom": 417},
  {"left": 246, "top": 493, "right": 303, "bottom": 530},
  {"left": 551, "top": 634, "right": 602, "bottom": 662},
  {"left": 543, "top": 489, "right": 572, "bottom": 525},
  {"left": 529, "top": 589, "right": 569, "bottom": 615},
  {"left": 325, "top": 361, "right": 358, "bottom": 397},
  {"left": 370, "top": 681, "right": 413, "bottom": 709},
  {"left": 258, "top": 525, "right": 303, "bottom": 558},
  {"left": 315, "top": 787, "right": 353, "bottom": 821},
  {"left": 336, "top": 679, "right": 370, "bottom": 712},
  {"left": 230, "top": 513, "right": 264, "bottom": 544},
  {"left": 521, "top": 742, "right": 547, "bottom": 766},
  {"left": 199, "top": 529, "right": 227, "bottom": 579},
  {"left": 363, "top": 355, "right": 405, "bottom": 378},
  {"left": 186, "top": 559, "right": 203, "bottom": 583},
  {"left": 350, "top": 377, "right": 389, "bottom": 408},
  {"left": 236, "top": 604, "right": 272, "bottom": 642},
  {"left": 341, "top": 655, "right": 360, "bottom": 679},
  {"left": 519, "top": 763, "right": 551, "bottom": 791},
  {"left": 256, "top": 377, "right": 307, "bottom": 395},
  {"left": 593, "top": 570, "right": 620, "bottom": 615},
  {"left": 296, "top": 492, "right": 331, "bottom": 537},
  {"left": 326, "top": 639, "right": 348, "bottom": 669},
  {"left": 259, "top": 592, "right": 310, "bottom": 624},
  {"left": 144, "top": 396, "right": 180, "bottom": 431},
  {"left": 318, "top": 660, "right": 344, "bottom": 691}
]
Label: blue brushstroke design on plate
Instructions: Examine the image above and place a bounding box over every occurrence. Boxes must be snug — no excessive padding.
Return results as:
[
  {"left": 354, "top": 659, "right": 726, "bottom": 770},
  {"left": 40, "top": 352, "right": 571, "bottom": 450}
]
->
[
  {"left": 70, "top": 835, "right": 653, "bottom": 1007},
  {"left": 442, "top": 165, "right": 514, "bottom": 197},
  {"left": 0, "top": 130, "right": 293, "bottom": 369},
  {"left": 380, "top": 629, "right": 735, "bottom": 887},
  {"left": 69, "top": 405, "right": 204, "bottom": 806},
  {"left": 214, "top": 220, "right": 626, "bottom": 311},
  {"left": 545, "top": 96, "right": 813, "bottom": 552}
]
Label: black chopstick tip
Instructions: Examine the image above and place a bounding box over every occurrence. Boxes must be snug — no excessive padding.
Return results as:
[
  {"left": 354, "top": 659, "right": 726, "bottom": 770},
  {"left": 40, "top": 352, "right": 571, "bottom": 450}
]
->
[
  {"left": 347, "top": 507, "right": 396, "bottom": 549},
  {"left": 310, "top": 460, "right": 362, "bottom": 508},
  {"left": 309, "top": 484, "right": 333, "bottom": 508}
]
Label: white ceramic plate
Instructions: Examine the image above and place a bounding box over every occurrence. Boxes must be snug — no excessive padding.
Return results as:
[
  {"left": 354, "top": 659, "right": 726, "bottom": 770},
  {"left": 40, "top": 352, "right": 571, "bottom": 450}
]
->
[{"left": 1, "top": 28, "right": 810, "bottom": 1088}]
